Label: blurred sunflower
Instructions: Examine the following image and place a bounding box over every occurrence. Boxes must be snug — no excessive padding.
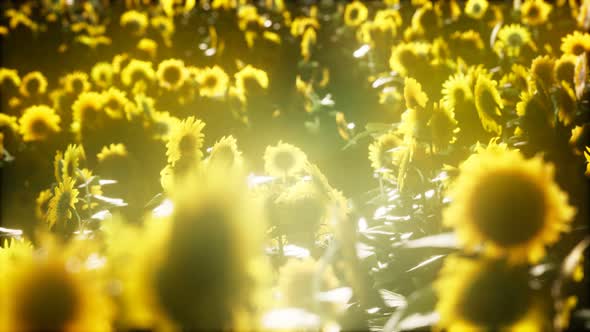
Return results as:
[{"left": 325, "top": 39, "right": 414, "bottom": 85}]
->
[
  {"left": 62, "top": 71, "right": 91, "bottom": 95},
  {"left": 531, "top": 55, "right": 556, "bottom": 88},
  {"left": 555, "top": 54, "right": 577, "bottom": 85},
  {"left": 71, "top": 91, "right": 105, "bottom": 137},
  {"left": 151, "top": 16, "right": 175, "bottom": 46},
  {"left": 474, "top": 75, "right": 503, "bottom": 135},
  {"left": 97, "top": 143, "right": 128, "bottom": 164},
  {"left": 435, "top": 255, "right": 548, "bottom": 331},
  {"left": 35, "top": 189, "right": 53, "bottom": 222},
  {"left": 121, "top": 59, "right": 156, "bottom": 87},
  {"left": 560, "top": 31, "right": 590, "bottom": 56},
  {"left": 429, "top": 101, "right": 458, "bottom": 152},
  {"left": 494, "top": 24, "right": 533, "bottom": 58},
  {"left": 442, "top": 73, "right": 473, "bottom": 113},
  {"left": 120, "top": 10, "right": 148, "bottom": 36},
  {"left": 19, "top": 71, "right": 48, "bottom": 98},
  {"left": 0, "top": 242, "right": 112, "bottom": 331},
  {"left": 516, "top": 90, "right": 555, "bottom": 131},
  {"left": 234, "top": 65, "right": 269, "bottom": 98},
  {"left": 46, "top": 176, "right": 79, "bottom": 228},
  {"left": 207, "top": 135, "right": 244, "bottom": 170},
  {"left": 0, "top": 113, "right": 19, "bottom": 135},
  {"left": 0, "top": 68, "right": 20, "bottom": 88},
  {"left": 197, "top": 66, "right": 229, "bottom": 98},
  {"left": 404, "top": 77, "right": 428, "bottom": 110},
  {"left": 150, "top": 110, "right": 180, "bottom": 141},
  {"left": 301, "top": 27, "right": 317, "bottom": 62},
  {"left": 157, "top": 59, "right": 186, "bottom": 91},
  {"left": 18, "top": 105, "right": 61, "bottom": 142},
  {"left": 464, "top": 0, "right": 488, "bottom": 19},
  {"left": 368, "top": 131, "right": 402, "bottom": 176},
  {"left": 264, "top": 141, "right": 307, "bottom": 178},
  {"left": 54, "top": 144, "right": 85, "bottom": 181},
  {"left": 90, "top": 62, "right": 114, "bottom": 89},
  {"left": 344, "top": 1, "right": 368, "bottom": 27},
  {"left": 166, "top": 116, "right": 206, "bottom": 165},
  {"left": 389, "top": 42, "right": 430, "bottom": 76},
  {"left": 411, "top": 2, "right": 441, "bottom": 37},
  {"left": 137, "top": 38, "right": 158, "bottom": 59},
  {"left": 443, "top": 144, "right": 576, "bottom": 263},
  {"left": 556, "top": 81, "right": 577, "bottom": 126},
  {"left": 103, "top": 87, "right": 133, "bottom": 120}
]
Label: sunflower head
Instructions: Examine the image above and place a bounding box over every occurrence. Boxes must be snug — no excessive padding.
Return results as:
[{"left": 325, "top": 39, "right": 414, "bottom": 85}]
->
[
  {"left": 197, "top": 66, "right": 229, "bottom": 98},
  {"left": 121, "top": 59, "right": 156, "bottom": 87},
  {"left": 556, "top": 81, "right": 577, "bottom": 126},
  {"left": 62, "top": 71, "right": 91, "bottom": 95},
  {"left": 435, "top": 255, "right": 546, "bottom": 330},
  {"left": 120, "top": 10, "right": 148, "bottom": 36},
  {"left": 516, "top": 90, "right": 555, "bottom": 131},
  {"left": 465, "top": 0, "right": 489, "bottom": 19},
  {"left": 474, "top": 74, "right": 503, "bottom": 135},
  {"left": 520, "top": 0, "right": 552, "bottom": 26},
  {"left": 429, "top": 101, "right": 458, "bottom": 152},
  {"left": 344, "top": 1, "right": 369, "bottom": 27},
  {"left": 389, "top": 42, "right": 430, "bottom": 77},
  {"left": 442, "top": 73, "right": 473, "bottom": 113},
  {"left": 18, "top": 105, "right": 61, "bottom": 142},
  {"left": 90, "top": 62, "right": 114, "bottom": 89},
  {"left": 443, "top": 145, "right": 576, "bottom": 263},
  {"left": 137, "top": 38, "right": 158, "bottom": 59},
  {"left": 531, "top": 55, "right": 556, "bottom": 87},
  {"left": 46, "top": 176, "right": 79, "bottom": 228},
  {"left": 404, "top": 77, "right": 429, "bottom": 110},
  {"left": 19, "top": 71, "right": 48, "bottom": 98},
  {"left": 495, "top": 24, "right": 533, "bottom": 58},
  {"left": 54, "top": 144, "right": 86, "bottom": 182},
  {"left": 166, "top": 116, "right": 206, "bottom": 166},
  {"left": 555, "top": 54, "right": 577, "bottom": 85},
  {"left": 35, "top": 189, "right": 53, "bottom": 222},
  {"left": 72, "top": 91, "right": 106, "bottom": 137},
  {"left": 235, "top": 65, "right": 269, "bottom": 98},
  {"left": 263, "top": 141, "right": 308, "bottom": 178},
  {"left": 368, "top": 131, "right": 402, "bottom": 175},
  {"left": 207, "top": 135, "right": 244, "bottom": 170},
  {"left": 97, "top": 143, "right": 128, "bottom": 164},
  {"left": 102, "top": 87, "right": 134, "bottom": 120},
  {"left": 157, "top": 59, "right": 186, "bottom": 91},
  {"left": 0, "top": 68, "right": 21, "bottom": 89}
]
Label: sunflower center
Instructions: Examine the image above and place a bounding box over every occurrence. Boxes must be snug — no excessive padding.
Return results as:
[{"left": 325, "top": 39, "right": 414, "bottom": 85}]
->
[
  {"left": 472, "top": 3, "right": 481, "bottom": 14},
  {"left": 178, "top": 134, "right": 198, "bottom": 156},
  {"left": 203, "top": 75, "right": 218, "bottom": 88},
  {"left": 18, "top": 267, "right": 80, "bottom": 330},
  {"left": 398, "top": 49, "right": 417, "bottom": 72},
  {"left": 469, "top": 170, "right": 546, "bottom": 246},
  {"left": 163, "top": 66, "right": 182, "bottom": 85},
  {"left": 26, "top": 78, "right": 41, "bottom": 95},
  {"left": 274, "top": 150, "right": 296, "bottom": 172},
  {"left": 458, "top": 263, "right": 532, "bottom": 327},
  {"left": 507, "top": 33, "right": 523, "bottom": 47},
  {"left": 30, "top": 119, "right": 49, "bottom": 137},
  {"left": 348, "top": 8, "right": 359, "bottom": 21},
  {"left": 526, "top": 6, "right": 540, "bottom": 19},
  {"left": 572, "top": 43, "right": 585, "bottom": 56},
  {"left": 131, "top": 69, "right": 148, "bottom": 84},
  {"left": 71, "top": 79, "right": 84, "bottom": 94}
]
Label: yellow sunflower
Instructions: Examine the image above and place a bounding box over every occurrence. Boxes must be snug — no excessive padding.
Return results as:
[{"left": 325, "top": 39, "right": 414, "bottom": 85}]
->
[
  {"left": 97, "top": 143, "right": 128, "bottom": 164},
  {"left": 555, "top": 54, "right": 577, "bottom": 84},
  {"left": 0, "top": 113, "right": 19, "bottom": 134},
  {"left": 429, "top": 101, "right": 459, "bottom": 152},
  {"left": 474, "top": 75, "right": 503, "bottom": 135},
  {"left": 234, "top": 65, "right": 269, "bottom": 98},
  {"left": 404, "top": 77, "right": 428, "bottom": 110},
  {"left": 0, "top": 68, "right": 20, "bottom": 88},
  {"left": 556, "top": 81, "right": 577, "bottom": 126},
  {"left": 71, "top": 91, "right": 105, "bottom": 136},
  {"left": 301, "top": 27, "right": 317, "bottom": 62},
  {"left": 112, "top": 53, "right": 130, "bottom": 74},
  {"left": 442, "top": 73, "right": 473, "bottom": 113},
  {"left": 103, "top": 87, "right": 134, "bottom": 120},
  {"left": 150, "top": 111, "right": 180, "bottom": 142},
  {"left": 516, "top": 90, "right": 555, "bottom": 130},
  {"left": 263, "top": 141, "right": 308, "bottom": 178},
  {"left": 90, "top": 62, "right": 114, "bottom": 89},
  {"left": 494, "top": 24, "right": 533, "bottom": 58},
  {"left": 435, "top": 255, "right": 549, "bottom": 331},
  {"left": 520, "top": 0, "right": 552, "bottom": 25},
  {"left": 561, "top": 31, "right": 590, "bottom": 56},
  {"left": 46, "top": 176, "right": 80, "bottom": 228},
  {"left": 120, "top": 10, "right": 148, "bottom": 36},
  {"left": 197, "top": 66, "right": 229, "bottom": 98},
  {"left": 389, "top": 42, "right": 430, "bottom": 76},
  {"left": 157, "top": 59, "right": 186, "bottom": 91},
  {"left": 62, "top": 71, "right": 91, "bottom": 95},
  {"left": 151, "top": 16, "right": 175, "bottom": 45},
  {"left": 18, "top": 105, "right": 61, "bottom": 142},
  {"left": 121, "top": 59, "right": 156, "bottom": 87},
  {"left": 54, "top": 144, "right": 86, "bottom": 181},
  {"left": 344, "top": 1, "right": 369, "bottom": 27},
  {"left": 166, "top": 116, "right": 206, "bottom": 165},
  {"left": 530, "top": 55, "right": 556, "bottom": 87},
  {"left": 465, "top": 0, "right": 488, "bottom": 19},
  {"left": 137, "top": 38, "right": 158, "bottom": 59},
  {"left": 368, "top": 131, "right": 402, "bottom": 175},
  {"left": 19, "top": 71, "right": 48, "bottom": 98},
  {"left": 35, "top": 189, "right": 53, "bottom": 222},
  {"left": 0, "top": 241, "right": 112, "bottom": 332},
  {"left": 207, "top": 135, "right": 244, "bottom": 170},
  {"left": 443, "top": 144, "right": 576, "bottom": 263}
]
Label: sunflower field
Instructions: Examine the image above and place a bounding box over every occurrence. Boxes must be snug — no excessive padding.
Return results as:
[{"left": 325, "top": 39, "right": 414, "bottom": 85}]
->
[{"left": 0, "top": 0, "right": 589, "bottom": 331}]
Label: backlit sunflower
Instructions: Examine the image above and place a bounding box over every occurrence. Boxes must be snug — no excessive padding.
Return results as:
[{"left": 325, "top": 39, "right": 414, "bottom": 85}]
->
[
  {"left": 35, "top": 189, "right": 53, "bottom": 222},
  {"left": 368, "top": 131, "right": 402, "bottom": 175},
  {"left": 389, "top": 42, "right": 430, "bottom": 76},
  {"left": 157, "top": 59, "right": 186, "bottom": 91},
  {"left": 435, "top": 255, "right": 548, "bottom": 331},
  {"left": 494, "top": 24, "right": 533, "bottom": 58},
  {"left": 344, "top": 1, "right": 369, "bottom": 27},
  {"left": 443, "top": 144, "right": 576, "bottom": 263},
  {"left": 121, "top": 59, "right": 156, "bottom": 87},
  {"left": 18, "top": 105, "right": 61, "bottom": 142},
  {"left": 442, "top": 73, "right": 473, "bottom": 113},
  {"left": 410, "top": 2, "right": 441, "bottom": 37},
  {"left": 0, "top": 242, "right": 112, "bottom": 332},
  {"left": 465, "top": 0, "right": 488, "bottom": 19},
  {"left": 103, "top": 87, "right": 133, "bottom": 120},
  {"left": 137, "top": 38, "right": 158, "bottom": 59},
  {"left": 520, "top": 0, "right": 552, "bottom": 25},
  {"left": 429, "top": 101, "right": 458, "bottom": 152},
  {"left": 555, "top": 54, "right": 577, "bottom": 84},
  {"left": 46, "top": 176, "right": 79, "bottom": 228},
  {"left": 150, "top": 111, "right": 180, "bottom": 141},
  {"left": 0, "top": 68, "right": 20, "bottom": 88},
  {"left": 166, "top": 116, "right": 206, "bottom": 165},
  {"left": 90, "top": 62, "right": 113, "bottom": 89},
  {"left": 207, "top": 135, "right": 244, "bottom": 170},
  {"left": 263, "top": 141, "right": 308, "bottom": 178},
  {"left": 516, "top": 90, "right": 555, "bottom": 131},
  {"left": 530, "top": 55, "right": 556, "bottom": 87},
  {"left": 197, "top": 66, "right": 229, "bottom": 98},
  {"left": 474, "top": 75, "right": 503, "bottom": 135},
  {"left": 404, "top": 77, "right": 428, "bottom": 110},
  {"left": 560, "top": 31, "right": 590, "bottom": 56},
  {"left": 234, "top": 65, "right": 269, "bottom": 98},
  {"left": 54, "top": 144, "right": 86, "bottom": 181},
  {"left": 19, "top": 71, "right": 48, "bottom": 98},
  {"left": 71, "top": 91, "right": 105, "bottom": 137},
  {"left": 151, "top": 16, "right": 175, "bottom": 44},
  {"left": 120, "top": 10, "right": 148, "bottom": 36},
  {"left": 556, "top": 81, "right": 577, "bottom": 126},
  {"left": 62, "top": 72, "right": 90, "bottom": 95}
]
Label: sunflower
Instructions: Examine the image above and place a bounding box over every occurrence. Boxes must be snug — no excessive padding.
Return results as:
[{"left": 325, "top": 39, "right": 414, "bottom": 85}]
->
[
  {"left": 151, "top": 16, "right": 175, "bottom": 45},
  {"left": 442, "top": 73, "right": 473, "bottom": 113},
  {"left": 435, "top": 255, "right": 548, "bottom": 331},
  {"left": 71, "top": 91, "right": 105, "bottom": 136},
  {"left": 121, "top": 59, "right": 156, "bottom": 87},
  {"left": 0, "top": 241, "right": 112, "bottom": 331},
  {"left": 150, "top": 110, "right": 180, "bottom": 141},
  {"left": 556, "top": 81, "right": 577, "bottom": 126},
  {"left": 516, "top": 90, "right": 555, "bottom": 131},
  {"left": 343, "top": 1, "right": 368, "bottom": 27},
  {"left": 555, "top": 54, "right": 577, "bottom": 84},
  {"left": 90, "top": 62, "right": 114, "bottom": 89},
  {"left": 520, "top": 0, "right": 552, "bottom": 25},
  {"left": 18, "top": 105, "right": 61, "bottom": 142},
  {"left": 234, "top": 65, "right": 269, "bottom": 98},
  {"left": 0, "top": 68, "right": 20, "bottom": 88},
  {"left": 389, "top": 42, "right": 430, "bottom": 76},
  {"left": 494, "top": 24, "right": 533, "bottom": 58},
  {"left": 368, "top": 131, "right": 402, "bottom": 175},
  {"left": 35, "top": 189, "right": 53, "bottom": 222},
  {"left": 465, "top": 0, "right": 488, "bottom": 19},
  {"left": 530, "top": 55, "right": 556, "bottom": 87},
  {"left": 207, "top": 135, "right": 244, "bottom": 170},
  {"left": 102, "top": 87, "right": 133, "bottom": 120},
  {"left": 97, "top": 143, "right": 128, "bottom": 164},
  {"left": 404, "top": 77, "right": 428, "bottom": 110},
  {"left": 197, "top": 66, "right": 229, "bottom": 98},
  {"left": 429, "top": 101, "right": 458, "bottom": 152},
  {"left": 157, "top": 59, "right": 186, "bottom": 91},
  {"left": 46, "top": 176, "right": 79, "bottom": 228},
  {"left": 54, "top": 144, "right": 86, "bottom": 181},
  {"left": 137, "top": 38, "right": 158, "bottom": 59},
  {"left": 62, "top": 71, "right": 90, "bottom": 95},
  {"left": 166, "top": 116, "right": 206, "bottom": 165},
  {"left": 0, "top": 113, "right": 19, "bottom": 134},
  {"left": 410, "top": 2, "right": 441, "bottom": 37},
  {"left": 112, "top": 53, "right": 130, "bottom": 74},
  {"left": 301, "top": 27, "right": 317, "bottom": 62},
  {"left": 443, "top": 144, "right": 576, "bottom": 263},
  {"left": 560, "top": 31, "right": 590, "bottom": 56},
  {"left": 19, "top": 71, "right": 48, "bottom": 98},
  {"left": 120, "top": 10, "right": 148, "bottom": 36},
  {"left": 474, "top": 75, "right": 503, "bottom": 135},
  {"left": 264, "top": 141, "right": 308, "bottom": 178}
]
